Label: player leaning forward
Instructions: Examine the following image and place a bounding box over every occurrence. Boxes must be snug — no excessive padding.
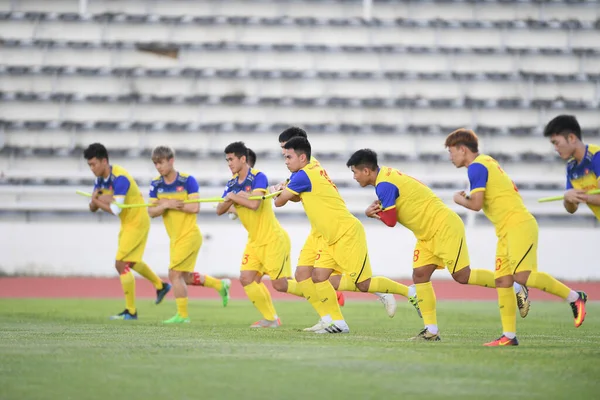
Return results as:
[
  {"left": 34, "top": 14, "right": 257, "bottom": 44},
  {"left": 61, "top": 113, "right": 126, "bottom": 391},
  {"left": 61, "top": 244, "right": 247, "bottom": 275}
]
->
[
  {"left": 216, "top": 141, "right": 306, "bottom": 328},
  {"left": 447, "top": 128, "right": 587, "bottom": 346},
  {"left": 275, "top": 137, "right": 417, "bottom": 334},
  {"left": 84, "top": 143, "right": 171, "bottom": 320},
  {"left": 346, "top": 148, "right": 530, "bottom": 341},
  {"left": 148, "top": 146, "right": 230, "bottom": 324}
]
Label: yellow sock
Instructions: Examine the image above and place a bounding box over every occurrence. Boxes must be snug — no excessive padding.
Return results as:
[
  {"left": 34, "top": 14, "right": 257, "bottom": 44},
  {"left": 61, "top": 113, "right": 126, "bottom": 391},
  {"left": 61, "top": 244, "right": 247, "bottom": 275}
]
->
[
  {"left": 258, "top": 282, "right": 278, "bottom": 318},
  {"left": 367, "top": 277, "right": 409, "bottom": 297},
  {"left": 497, "top": 287, "right": 517, "bottom": 334},
  {"left": 314, "top": 281, "right": 344, "bottom": 321},
  {"left": 285, "top": 279, "right": 304, "bottom": 297},
  {"left": 244, "top": 282, "right": 276, "bottom": 320},
  {"left": 338, "top": 275, "right": 360, "bottom": 292},
  {"left": 415, "top": 282, "right": 436, "bottom": 326},
  {"left": 526, "top": 271, "right": 571, "bottom": 299},
  {"left": 131, "top": 261, "right": 163, "bottom": 290},
  {"left": 203, "top": 275, "right": 223, "bottom": 291},
  {"left": 119, "top": 268, "right": 136, "bottom": 314},
  {"left": 298, "top": 278, "right": 327, "bottom": 317},
  {"left": 176, "top": 297, "right": 189, "bottom": 318},
  {"left": 467, "top": 269, "right": 496, "bottom": 288}
]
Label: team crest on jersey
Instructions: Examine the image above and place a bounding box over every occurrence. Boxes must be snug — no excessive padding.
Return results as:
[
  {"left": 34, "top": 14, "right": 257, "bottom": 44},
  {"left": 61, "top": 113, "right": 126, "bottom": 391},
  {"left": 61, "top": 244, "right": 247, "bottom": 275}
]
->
[
  {"left": 176, "top": 186, "right": 184, "bottom": 192},
  {"left": 585, "top": 169, "right": 590, "bottom": 175},
  {"left": 245, "top": 185, "right": 252, "bottom": 192},
  {"left": 158, "top": 188, "right": 164, "bottom": 193}
]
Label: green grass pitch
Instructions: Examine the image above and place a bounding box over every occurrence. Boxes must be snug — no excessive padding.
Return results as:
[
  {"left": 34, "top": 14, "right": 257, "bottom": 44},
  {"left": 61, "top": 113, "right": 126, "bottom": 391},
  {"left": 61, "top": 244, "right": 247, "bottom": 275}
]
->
[{"left": 1, "top": 299, "right": 598, "bottom": 400}]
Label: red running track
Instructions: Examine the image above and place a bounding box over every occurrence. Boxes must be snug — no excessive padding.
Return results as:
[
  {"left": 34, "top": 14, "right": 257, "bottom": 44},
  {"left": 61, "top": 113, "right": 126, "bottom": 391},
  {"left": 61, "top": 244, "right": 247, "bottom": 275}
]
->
[{"left": 0, "top": 277, "right": 598, "bottom": 301}]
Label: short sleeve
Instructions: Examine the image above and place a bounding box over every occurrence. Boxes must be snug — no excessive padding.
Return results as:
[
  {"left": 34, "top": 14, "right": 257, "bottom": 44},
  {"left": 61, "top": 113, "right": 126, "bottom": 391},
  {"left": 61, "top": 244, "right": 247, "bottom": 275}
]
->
[
  {"left": 113, "top": 176, "right": 131, "bottom": 197},
  {"left": 222, "top": 181, "right": 233, "bottom": 198},
  {"left": 286, "top": 170, "right": 312, "bottom": 195},
  {"left": 591, "top": 152, "right": 600, "bottom": 178},
  {"left": 375, "top": 182, "right": 399, "bottom": 210},
  {"left": 468, "top": 163, "right": 488, "bottom": 193},
  {"left": 186, "top": 176, "right": 199, "bottom": 195},
  {"left": 149, "top": 182, "right": 158, "bottom": 199},
  {"left": 252, "top": 172, "right": 268, "bottom": 191}
]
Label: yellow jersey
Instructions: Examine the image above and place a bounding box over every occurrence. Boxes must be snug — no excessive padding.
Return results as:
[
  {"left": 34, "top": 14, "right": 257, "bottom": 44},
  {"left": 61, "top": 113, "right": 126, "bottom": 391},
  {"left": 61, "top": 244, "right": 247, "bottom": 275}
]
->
[
  {"left": 286, "top": 161, "right": 358, "bottom": 245},
  {"left": 566, "top": 144, "right": 600, "bottom": 220},
  {"left": 223, "top": 168, "right": 284, "bottom": 246},
  {"left": 376, "top": 166, "right": 455, "bottom": 241},
  {"left": 305, "top": 156, "right": 323, "bottom": 240},
  {"left": 93, "top": 164, "right": 149, "bottom": 230},
  {"left": 469, "top": 154, "right": 534, "bottom": 235},
  {"left": 149, "top": 172, "right": 200, "bottom": 240}
]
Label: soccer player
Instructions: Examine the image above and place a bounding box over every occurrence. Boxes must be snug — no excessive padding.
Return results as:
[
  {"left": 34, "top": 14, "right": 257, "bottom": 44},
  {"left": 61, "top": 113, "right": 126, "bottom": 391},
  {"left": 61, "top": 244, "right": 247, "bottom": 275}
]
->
[
  {"left": 347, "top": 149, "right": 530, "bottom": 341},
  {"left": 543, "top": 115, "right": 600, "bottom": 219},
  {"left": 84, "top": 143, "right": 171, "bottom": 320},
  {"left": 446, "top": 128, "right": 588, "bottom": 346},
  {"left": 216, "top": 141, "right": 304, "bottom": 328},
  {"left": 148, "top": 146, "right": 231, "bottom": 324},
  {"left": 275, "top": 137, "right": 418, "bottom": 334},
  {"left": 276, "top": 128, "right": 413, "bottom": 332}
]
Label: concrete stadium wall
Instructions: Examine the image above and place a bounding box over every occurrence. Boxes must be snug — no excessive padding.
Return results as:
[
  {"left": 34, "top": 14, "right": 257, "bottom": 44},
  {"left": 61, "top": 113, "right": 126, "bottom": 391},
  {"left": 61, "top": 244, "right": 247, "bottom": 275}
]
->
[{"left": 1, "top": 218, "right": 596, "bottom": 281}]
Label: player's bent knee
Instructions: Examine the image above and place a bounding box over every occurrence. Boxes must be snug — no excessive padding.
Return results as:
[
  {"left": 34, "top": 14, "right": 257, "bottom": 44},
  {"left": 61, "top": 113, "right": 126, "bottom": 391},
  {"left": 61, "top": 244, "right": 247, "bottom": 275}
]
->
[
  {"left": 168, "top": 269, "right": 182, "bottom": 280},
  {"left": 239, "top": 272, "right": 258, "bottom": 287},
  {"left": 513, "top": 271, "right": 531, "bottom": 285},
  {"left": 412, "top": 265, "right": 434, "bottom": 283},
  {"left": 295, "top": 266, "right": 313, "bottom": 281},
  {"left": 495, "top": 275, "right": 513, "bottom": 288},
  {"left": 311, "top": 269, "right": 331, "bottom": 283},
  {"left": 115, "top": 260, "right": 130, "bottom": 274},
  {"left": 355, "top": 279, "right": 370, "bottom": 292},
  {"left": 271, "top": 278, "right": 288, "bottom": 292},
  {"left": 328, "top": 274, "right": 341, "bottom": 289},
  {"left": 451, "top": 268, "right": 470, "bottom": 285}
]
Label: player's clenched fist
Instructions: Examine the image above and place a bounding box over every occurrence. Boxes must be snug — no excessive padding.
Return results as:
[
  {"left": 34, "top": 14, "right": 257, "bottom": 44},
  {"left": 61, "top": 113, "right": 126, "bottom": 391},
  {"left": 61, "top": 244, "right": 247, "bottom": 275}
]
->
[
  {"left": 453, "top": 191, "right": 467, "bottom": 205},
  {"left": 564, "top": 189, "right": 588, "bottom": 204},
  {"left": 365, "top": 199, "right": 382, "bottom": 219}
]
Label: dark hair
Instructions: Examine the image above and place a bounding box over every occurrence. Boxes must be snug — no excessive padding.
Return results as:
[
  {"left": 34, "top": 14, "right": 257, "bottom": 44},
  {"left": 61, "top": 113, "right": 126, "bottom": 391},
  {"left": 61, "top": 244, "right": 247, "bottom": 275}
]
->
[
  {"left": 346, "top": 149, "right": 379, "bottom": 171},
  {"left": 283, "top": 137, "right": 311, "bottom": 160},
  {"left": 247, "top": 148, "right": 257, "bottom": 168},
  {"left": 224, "top": 141, "right": 248, "bottom": 160},
  {"left": 543, "top": 115, "right": 582, "bottom": 140},
  {"left": 444, "top": 128, "right": 479, "bottom": 153},
  {"left": 83, "top": 143, "right": 109, "bottom": 161},
  {"left": 278, "top": 127, "right": 308, "bottom": 143}
]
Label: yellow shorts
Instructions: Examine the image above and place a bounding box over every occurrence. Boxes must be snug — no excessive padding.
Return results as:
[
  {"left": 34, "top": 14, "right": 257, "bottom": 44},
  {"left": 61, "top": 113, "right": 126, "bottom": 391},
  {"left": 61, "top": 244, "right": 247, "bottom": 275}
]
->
[
  {"left": 116, "top": 226, "right": 149, "bottom": 263},
  {"left": 495, "top": 219, "right": 538, "bottom": 278},
  {"left": 315, "top": 222, "right": 372, "bottom": 284},
  {"left": 413, "top": 213, "right": 470, "bottom": 274},
  {"left": 241, "top": 230, "right": 292, "bottom": 280},
  {"left": 297, "top": 231, "right": 321, "bottom": 267},
  {"left": 298, "top": 231, "right": 342, "bottom": 276},
  {"left": 170, "top": 232, "right": 202, "bottom": 272}
]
